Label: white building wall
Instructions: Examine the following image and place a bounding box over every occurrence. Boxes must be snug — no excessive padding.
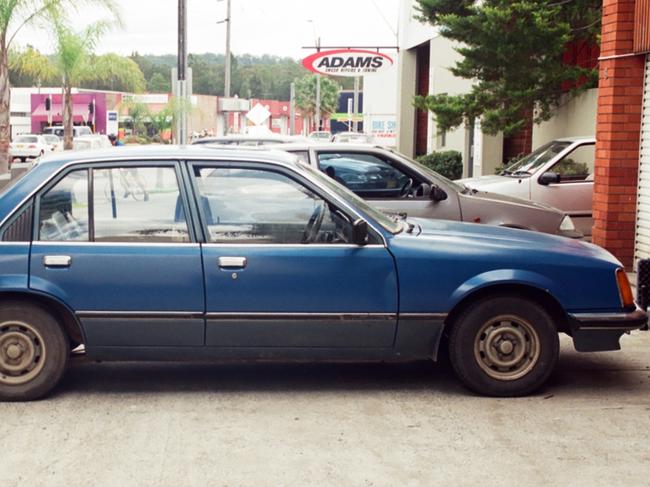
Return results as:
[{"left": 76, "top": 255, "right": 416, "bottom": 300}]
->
[
  {"left": 532, "top": 88, "right": 598, "bottom": 149},
  {"left": 363, "top": 57, "right": 399, "bottom": 147}
]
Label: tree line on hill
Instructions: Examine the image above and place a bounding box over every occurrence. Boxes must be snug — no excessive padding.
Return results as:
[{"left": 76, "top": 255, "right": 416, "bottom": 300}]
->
[{"left": 11, "top": 50, "right": 354, "bottom": 101}]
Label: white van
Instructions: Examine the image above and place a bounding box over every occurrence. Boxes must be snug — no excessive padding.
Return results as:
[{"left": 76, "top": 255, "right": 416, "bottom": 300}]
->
[{"left": 43, "top": 126, "right": 93, "bottom": 139}]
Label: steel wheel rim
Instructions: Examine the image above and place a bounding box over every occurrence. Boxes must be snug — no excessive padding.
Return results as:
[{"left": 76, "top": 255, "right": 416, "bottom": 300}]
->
[
  {"left": 473, "top": 314, "right": 541, "bottom": 381},
  {"left": 0, "top": 321, "right": 47, "bottom": 386}
]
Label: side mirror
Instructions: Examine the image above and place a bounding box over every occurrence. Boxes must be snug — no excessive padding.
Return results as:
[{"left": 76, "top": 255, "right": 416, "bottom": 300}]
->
[
  {"left": 351, "top": 219, "right": 369, "bottom": 246},
  {"left": 430, "top": 186, "right": 448, "bottom": 202},
  {"left": 539, "top": 172, "right": 561, "bottom": 186}
]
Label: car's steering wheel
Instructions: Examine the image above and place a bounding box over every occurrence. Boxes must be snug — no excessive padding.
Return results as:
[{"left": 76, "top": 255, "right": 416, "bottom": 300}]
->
[
  {"left": 400, "top": 178, "right": 414, "bottom": 198},
  {"left": 302, "top": 202, "right": 326, "bottom": 243}
]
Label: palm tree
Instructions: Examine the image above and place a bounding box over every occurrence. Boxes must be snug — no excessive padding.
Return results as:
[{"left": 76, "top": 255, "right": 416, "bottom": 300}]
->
[
  {"left": 0, "top": 0, "right": 121, "bottom": 173},
  {"left": 51, "top": 19, "right": 113, "bottom": 149},
  {"left": 294, "top": 74, "right": 340, "bottom": 130}
]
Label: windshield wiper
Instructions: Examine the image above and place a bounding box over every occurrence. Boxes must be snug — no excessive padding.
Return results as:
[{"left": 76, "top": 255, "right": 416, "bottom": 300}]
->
[{"left": 511, "top": 170, "right": 532, "bottom": 176}]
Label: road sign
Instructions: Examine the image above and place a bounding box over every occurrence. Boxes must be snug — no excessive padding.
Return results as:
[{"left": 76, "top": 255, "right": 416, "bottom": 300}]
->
[{"left": 246, "top": 103, "right": 271, "bottom": 126}]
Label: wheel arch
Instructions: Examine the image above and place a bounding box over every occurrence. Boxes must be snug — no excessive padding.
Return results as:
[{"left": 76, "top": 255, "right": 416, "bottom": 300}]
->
[
  {"left": 0, "top": 291, "right": 84, "bottom": 346},
  {"left": 444, "top": 282, "right": 570, "bottom": 337}
]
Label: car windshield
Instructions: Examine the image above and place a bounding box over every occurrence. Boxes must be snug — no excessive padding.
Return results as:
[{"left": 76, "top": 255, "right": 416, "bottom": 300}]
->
[
  {"left": 298, "top": 162, "right": 402, "bottom": 234},
  {"left": 502, "top": 141, "right": 572, "bottom": 176},
  {"left": 44, "top": 135, "right": 59, "bottom": 144}
]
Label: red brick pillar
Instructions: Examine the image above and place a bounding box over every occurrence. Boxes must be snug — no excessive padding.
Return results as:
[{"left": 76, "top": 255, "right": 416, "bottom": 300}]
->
[{"left": 593, "top": 0, "right": 646, "bottom": 268}]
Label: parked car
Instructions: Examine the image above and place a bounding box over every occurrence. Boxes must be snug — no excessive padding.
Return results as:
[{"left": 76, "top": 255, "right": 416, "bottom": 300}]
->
[
  {"left": 268, "top": 143, "right": 581, "bottom": 238},
  {"left": 0, "top": 145, "right": 645, "bottom": 401},
  {"left": 43, "top": 134, "right": 63, "bottom": 153},
  {"left": 332, "top": 132, "right": 375, "bottom": 144},
  {"left": 42, "top": 125, "right": 93, "bottom": 139},
  {"left": 458, "top": 137, "right": 596, "bottom": 236},
  {"left": 72, "top": 134, "right": 113, "bottom": 151},
  {"left": 191, "top": 134, "right": 310, "bottom": 146},
  {"left": 9, "top": 135, "right": 51, "bottom": 162},
  {"left": 308, "top": 131, "right": 332, "bottom": 141}
]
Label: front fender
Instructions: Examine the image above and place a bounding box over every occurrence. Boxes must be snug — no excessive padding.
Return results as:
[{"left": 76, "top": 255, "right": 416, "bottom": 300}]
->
[{"left": 449, "top": 269, "right": 559, "bottom": 308}]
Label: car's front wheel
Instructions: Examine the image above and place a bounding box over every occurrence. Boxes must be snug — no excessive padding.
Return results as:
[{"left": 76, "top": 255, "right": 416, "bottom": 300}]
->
[
  {"left": 0, "top": 303, "right": 69, "bottom": 401},
  {"left": 448, "top": 296, "right": 559, "bottom": 397}
]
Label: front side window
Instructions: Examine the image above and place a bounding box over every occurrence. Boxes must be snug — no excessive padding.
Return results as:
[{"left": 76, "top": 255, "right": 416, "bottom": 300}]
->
[
  {"left": 549, "top": 144, "right": 595, "bottom": 183},
  {"left": 193, "top": 166, "right": 356, "bottom": 244},
  {"left": 94, "top": 167, "right": 190, "bottom": 243},
  {"left": 39, "top": 169, "right": 89, "bottom": 241},
  {"left": 317, "top": 152, "right": 414, "bottom": 199}
]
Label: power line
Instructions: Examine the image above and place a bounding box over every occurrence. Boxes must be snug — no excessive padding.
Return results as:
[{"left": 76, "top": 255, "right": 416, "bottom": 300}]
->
[{"left": 370, "top": 0, "right": 398, "bottom": 39}]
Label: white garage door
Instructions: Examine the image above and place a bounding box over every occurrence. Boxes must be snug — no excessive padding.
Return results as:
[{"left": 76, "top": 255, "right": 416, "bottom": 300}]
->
[{"left": 635, "top": 55, "right": 650, "bottom": 264}]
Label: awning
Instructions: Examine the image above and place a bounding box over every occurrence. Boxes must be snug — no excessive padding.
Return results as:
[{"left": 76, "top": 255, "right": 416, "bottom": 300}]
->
[{"left": 32, "top": 102, "right": 90, "bottom": 120}]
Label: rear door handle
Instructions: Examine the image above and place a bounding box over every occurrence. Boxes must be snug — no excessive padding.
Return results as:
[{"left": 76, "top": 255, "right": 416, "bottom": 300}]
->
[
  {"left": 218, "top": 257, "right": 247, "bottom": 269},
  {"left": 43, "top": 255, "right": 72, "bottom": 268}
]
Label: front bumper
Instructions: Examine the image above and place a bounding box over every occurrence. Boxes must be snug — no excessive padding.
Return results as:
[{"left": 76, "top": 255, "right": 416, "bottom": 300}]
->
[{"left": 568, "top": 307, "right": 648, "bottom": 352}]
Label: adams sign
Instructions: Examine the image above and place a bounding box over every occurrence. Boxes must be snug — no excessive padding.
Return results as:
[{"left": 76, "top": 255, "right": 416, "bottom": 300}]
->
[{"left": 303, "top": 49, "right": 394, "bottom": 77}]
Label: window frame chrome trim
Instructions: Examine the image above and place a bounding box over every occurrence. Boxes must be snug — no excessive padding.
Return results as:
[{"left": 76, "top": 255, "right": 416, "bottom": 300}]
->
[{"left": 1, "top": 155, "right": 390, "bottom": 248}]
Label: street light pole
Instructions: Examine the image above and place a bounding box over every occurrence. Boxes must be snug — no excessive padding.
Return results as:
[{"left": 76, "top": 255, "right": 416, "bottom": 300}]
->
[
  {"left": 224, "top": 0, "right": 232, "bottom": 98},
  {"left": 175, "top": 0, "right": 189, "bottom": 144},
  {"left": 315, "top": 37, "right": 321, "bottom": 132}
]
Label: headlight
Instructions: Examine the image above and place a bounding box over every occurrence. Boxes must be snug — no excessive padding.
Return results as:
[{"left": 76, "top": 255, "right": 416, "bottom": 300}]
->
[{"left": 559, "top": 215, "right": 576, "bottom": 232}]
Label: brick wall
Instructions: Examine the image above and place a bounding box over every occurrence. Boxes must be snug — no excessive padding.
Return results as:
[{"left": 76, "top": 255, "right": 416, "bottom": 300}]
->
[{"left": 593, "top": 0, "right": 646, "bottom": 268}]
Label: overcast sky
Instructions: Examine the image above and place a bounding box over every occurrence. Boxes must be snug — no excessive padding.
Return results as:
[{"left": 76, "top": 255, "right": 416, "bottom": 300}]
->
[{"left": 19, "top": 0, "right": 399, "bottom": 59}]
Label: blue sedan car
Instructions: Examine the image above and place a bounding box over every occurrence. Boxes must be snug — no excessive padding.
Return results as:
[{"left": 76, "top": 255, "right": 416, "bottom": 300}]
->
[{"left": 0, "top": 147, "right": 646, "bottom": 400}]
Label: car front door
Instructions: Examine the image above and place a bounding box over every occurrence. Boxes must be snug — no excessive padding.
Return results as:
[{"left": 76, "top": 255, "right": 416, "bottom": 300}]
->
[
  {"left": 190, "top": 162, "right": 399, "bottom": 348},
  {"left": 29, "top": 162, "right": 205, "bottom": 349},
  {"left": 313, "top": 150, "right": 462, "bottom": 220},
  {"left": 530, "top": 142, "right": 595, "bottom": 236}
]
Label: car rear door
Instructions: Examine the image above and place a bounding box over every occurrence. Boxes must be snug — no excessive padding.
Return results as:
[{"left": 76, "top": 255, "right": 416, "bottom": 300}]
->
[
  {"left": 189, "top": 161, "right": 399, "bottom": 349},
  {"left": 29, "top": 161, "right": 205, "bottom": 350}
]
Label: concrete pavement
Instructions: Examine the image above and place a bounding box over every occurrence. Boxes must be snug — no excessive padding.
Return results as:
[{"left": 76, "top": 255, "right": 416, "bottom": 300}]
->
[{"left": 1, "top": 333, "right": 649, "bottom": 486}]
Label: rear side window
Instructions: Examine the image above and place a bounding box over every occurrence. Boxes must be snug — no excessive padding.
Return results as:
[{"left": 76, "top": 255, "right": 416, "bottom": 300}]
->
[
  {"left": 38, "top": 170, "right": 89, "bottom": 241},
  {"left": 93, "top": 167, "right": 189, "bottom": 243},
  {"left": 37, "top": 165, "right": 190, "bottom": 243}
]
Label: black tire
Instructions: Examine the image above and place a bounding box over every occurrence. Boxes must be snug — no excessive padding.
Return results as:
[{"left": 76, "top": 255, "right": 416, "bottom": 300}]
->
[
  {"left": 448, "top": 296, "right": 559, "bottom": 397},
  {"left": 0, "top": 302, "right": 69, "bottom": 401}
]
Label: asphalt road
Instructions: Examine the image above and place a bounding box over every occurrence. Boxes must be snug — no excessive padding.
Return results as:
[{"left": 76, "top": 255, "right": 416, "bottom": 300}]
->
[{"left": 1, "top": 333, "right": 649, "bottom": 486}]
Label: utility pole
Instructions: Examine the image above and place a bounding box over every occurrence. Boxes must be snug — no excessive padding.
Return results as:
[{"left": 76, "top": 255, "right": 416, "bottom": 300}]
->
[
  {"left": 174, "top": 0, "right": 189, "bottom": 145},
  {"left": 218, "top": 0, "right": 232, "bottom": 135},
  {"left": 353, "top": 76, "right": 360, "bottom": 133},
  {"left": 289, "top": 82, "right": 296, "bottom": 135},
  {"left": 224, "top": 0, "right": 231, "bottom": 98},
  {"left": 315, "top": 37, "right": 321, "bottom": 132}
]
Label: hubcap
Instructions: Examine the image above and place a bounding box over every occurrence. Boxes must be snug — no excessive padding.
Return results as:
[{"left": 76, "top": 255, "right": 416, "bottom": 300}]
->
[
  {"left": 474, "top": 315, "right": 541, "bottom": 381},
  {"left": 0, "top": 322, "right": 47, "bottom": 385}
]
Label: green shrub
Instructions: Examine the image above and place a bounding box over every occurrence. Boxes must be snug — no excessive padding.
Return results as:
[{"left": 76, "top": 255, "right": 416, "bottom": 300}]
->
[
  {"left": 123, "top": 135, "right": 151, "bottom": 145},
  {"left": 416, "top": 150, "right": 463, "bottom": 180}
]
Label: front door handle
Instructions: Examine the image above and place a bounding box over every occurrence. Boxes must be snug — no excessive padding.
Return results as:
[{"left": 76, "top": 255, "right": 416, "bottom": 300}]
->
[
  {"left": 43, "top": 255, "right": 72, "bottom": 268},
  {"left": 218, "top": 257, "right": 247, "bottom": 269}
]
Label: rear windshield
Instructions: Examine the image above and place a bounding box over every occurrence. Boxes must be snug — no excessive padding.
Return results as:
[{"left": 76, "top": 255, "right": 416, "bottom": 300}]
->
[{"left": 14, "top": 136, "right": 38, "bottom": 143}]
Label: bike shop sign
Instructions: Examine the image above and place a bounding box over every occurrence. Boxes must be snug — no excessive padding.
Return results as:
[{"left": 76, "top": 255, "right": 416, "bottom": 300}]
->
[{"left": 303, "top": 49, "right": 394, "bottom": 77}]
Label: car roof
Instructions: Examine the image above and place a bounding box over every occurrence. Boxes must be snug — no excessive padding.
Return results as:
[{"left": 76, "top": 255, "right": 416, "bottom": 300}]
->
[
  {"left": 264, "top": 142, "right": 386, "bottom": 151},
  {"left": 552, "top": 136, "right": 595, "bottom": 143},
  {"left": 193, "top": 134, "right": 308, "bottom": 143},
  {"left": 34, "top": 144, "right": 302, "bottom": 171},
  {"left": 0, "top": 145, "right": 305, "bottom": 226}
]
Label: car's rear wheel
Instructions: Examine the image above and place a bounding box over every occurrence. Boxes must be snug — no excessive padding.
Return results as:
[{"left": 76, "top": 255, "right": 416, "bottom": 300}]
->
[
  {"left": 448, "top": 296, "right": 559, "bottom": 397},
  {"left": 0, "top": 303, "right": 69, "bottom": 401}
]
